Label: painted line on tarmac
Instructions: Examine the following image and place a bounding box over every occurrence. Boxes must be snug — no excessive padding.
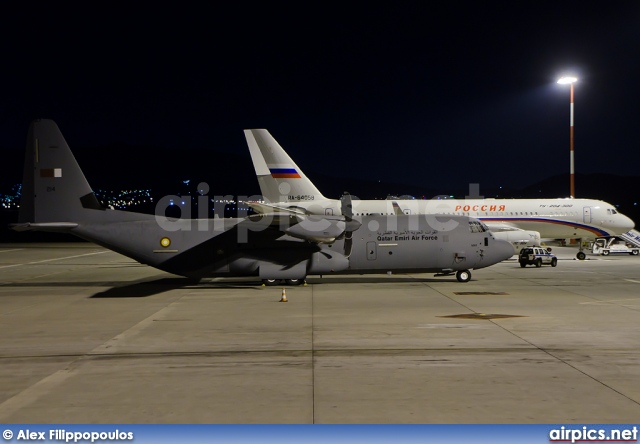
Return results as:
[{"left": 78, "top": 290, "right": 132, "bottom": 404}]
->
[
  {"left": 625, "top": 279, "right": 640, "bottom": 284},
  {"left": 0, "top": 251, "right": 109, "bottom": 269},
  {"left": 580, "top": 298, "right": 640, "bottom": 305},
  {"left": 0, "top": 368, "right": 76, "bottom": 421},
  {"left": 0, "top": 249, "right": 24, "bottom": 254}
]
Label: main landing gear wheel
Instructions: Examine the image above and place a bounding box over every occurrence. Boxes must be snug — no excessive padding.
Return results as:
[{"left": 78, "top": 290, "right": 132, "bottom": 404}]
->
[
  {"left": 262, "top": 278, "right": 306, "bottom": 286},
  {"left": 456, "top": 270, "right": 471, "bottom": 283},
  {"left": 576, "top": 251, "right": 586, "bottom": 260}
]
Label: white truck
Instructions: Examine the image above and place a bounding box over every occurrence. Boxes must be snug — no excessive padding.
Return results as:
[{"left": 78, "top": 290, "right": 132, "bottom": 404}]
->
[{"left": 592, "top": 237, "right": 640, "bottom": 256}]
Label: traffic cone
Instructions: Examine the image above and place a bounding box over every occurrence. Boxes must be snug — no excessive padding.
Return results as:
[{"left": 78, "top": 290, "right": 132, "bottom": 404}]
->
[{"left": 280, "top": 288, "right": 288, "bottom": 302}]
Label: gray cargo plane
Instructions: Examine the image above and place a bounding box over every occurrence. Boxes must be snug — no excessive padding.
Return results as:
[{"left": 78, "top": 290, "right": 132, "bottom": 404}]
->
[{"left": 10, "top": 120, "right": 514, "bottom": 284}]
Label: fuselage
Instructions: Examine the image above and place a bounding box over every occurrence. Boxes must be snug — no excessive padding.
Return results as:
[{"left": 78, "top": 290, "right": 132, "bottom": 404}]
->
[
  {"left": 264, "top": 197, "right": 635, "bottom": 241},
  {"left": 64, "top": 213, "right": 513, "bottom": 279}
]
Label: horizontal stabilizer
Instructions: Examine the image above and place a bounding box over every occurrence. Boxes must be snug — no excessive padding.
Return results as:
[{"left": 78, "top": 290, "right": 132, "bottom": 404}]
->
[{"left": 10, "top": 222, "right": 79, "bottom": 232}]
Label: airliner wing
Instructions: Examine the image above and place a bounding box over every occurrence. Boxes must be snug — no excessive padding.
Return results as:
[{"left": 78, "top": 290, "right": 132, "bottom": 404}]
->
[
  {"left": 244, "top": 201, "right": 307, "bottom": 216},
  {"left": 482, "top": 221, "right": 523, "bottom": 232}
]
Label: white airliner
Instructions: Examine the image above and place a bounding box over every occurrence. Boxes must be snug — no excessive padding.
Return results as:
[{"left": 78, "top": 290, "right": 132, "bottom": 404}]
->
[{"left": 243, "top": 129, "right": 636, "bottom": 260}]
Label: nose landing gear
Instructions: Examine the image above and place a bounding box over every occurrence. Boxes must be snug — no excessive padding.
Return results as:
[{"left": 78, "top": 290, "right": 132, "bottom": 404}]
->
[
  {"left": 576, "top": 238, "right": 586, "bottom": 260},
  {"left": 456, "top": 269, "right": 472, "bottom": 282}
]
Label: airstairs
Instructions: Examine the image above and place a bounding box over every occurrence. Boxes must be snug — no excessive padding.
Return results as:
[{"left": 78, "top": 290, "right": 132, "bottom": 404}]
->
[{"left": 620, "top": 229, "right": 640, "bottom": 248}]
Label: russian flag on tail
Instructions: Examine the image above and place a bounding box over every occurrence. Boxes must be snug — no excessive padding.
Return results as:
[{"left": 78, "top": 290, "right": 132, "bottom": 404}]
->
[{"left": 270, "top": 168, "right": 301, "bottom": 178}]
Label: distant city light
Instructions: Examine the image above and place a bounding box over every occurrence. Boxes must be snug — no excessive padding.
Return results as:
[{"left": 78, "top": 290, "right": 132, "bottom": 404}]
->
[{"left": 94, "top": 188, "right": 153, "bottom": 210}]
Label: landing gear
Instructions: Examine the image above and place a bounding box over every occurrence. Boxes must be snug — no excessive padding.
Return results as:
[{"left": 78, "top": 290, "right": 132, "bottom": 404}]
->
[
  {"left": 576, "top": 238, "right": 586, "bottom": 260},
  {"left": 262, "top": 278, "right": 306, "bottom": 286},
  {"left": 456, "top": 269, "right": 471, "bottom": 283}
]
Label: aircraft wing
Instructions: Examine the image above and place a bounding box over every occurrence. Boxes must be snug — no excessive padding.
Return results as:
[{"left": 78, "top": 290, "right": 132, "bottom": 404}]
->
[
  {"left": 244, "top": 201, "right": 308, "bottom": 216},
  {"left": 482, "top": 221, "right": 524, "bottom": 232}
]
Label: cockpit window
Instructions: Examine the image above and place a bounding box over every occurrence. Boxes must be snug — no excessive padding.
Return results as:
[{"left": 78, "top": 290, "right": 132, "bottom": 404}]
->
[{"left": 468, "top": 220, "right": 486, "bottom": 233}]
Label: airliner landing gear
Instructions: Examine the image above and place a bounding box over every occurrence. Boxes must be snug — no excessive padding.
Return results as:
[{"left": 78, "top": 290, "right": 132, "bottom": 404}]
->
[
  {"left": 456, "top": 270, "right": 471, "bottom": 283},
  {"left": 576, "top": 238, "right": 586, "bottom": 260}
]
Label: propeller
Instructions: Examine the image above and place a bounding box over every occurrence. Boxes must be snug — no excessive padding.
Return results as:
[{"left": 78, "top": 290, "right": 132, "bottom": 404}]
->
[
  {"left": 278, "top": 192, "right": 362, "bottom": 249},
  {"left": 340, "top": 192, "right": 362, "bottom": 257}
]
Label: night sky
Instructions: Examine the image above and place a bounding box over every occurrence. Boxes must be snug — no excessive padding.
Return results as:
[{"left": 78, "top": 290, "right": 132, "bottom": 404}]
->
[{"left": 2, "top": 3, "right": 640, "bottom": 194}]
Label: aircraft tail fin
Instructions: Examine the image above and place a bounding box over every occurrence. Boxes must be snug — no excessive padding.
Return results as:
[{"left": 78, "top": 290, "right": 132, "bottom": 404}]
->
[
  {"left": 244, "top": 129, "right": 326, "bottom": 203},
  {"left": 18, "top": 119, "right": 103, "bottom": 224}
]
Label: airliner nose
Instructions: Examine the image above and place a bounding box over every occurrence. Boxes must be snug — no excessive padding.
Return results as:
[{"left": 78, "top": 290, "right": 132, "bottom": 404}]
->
[{"left": 620, "top": 214, "right": 636, "bottom": 232}]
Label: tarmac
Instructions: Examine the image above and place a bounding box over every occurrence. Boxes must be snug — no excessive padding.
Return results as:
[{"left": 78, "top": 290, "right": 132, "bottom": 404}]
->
[{"left": 0, "top": 242, "right": 639, "bottom": 424}]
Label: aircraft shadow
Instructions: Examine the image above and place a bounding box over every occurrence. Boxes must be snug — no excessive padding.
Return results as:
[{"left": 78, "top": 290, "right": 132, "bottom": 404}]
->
[
  {"left": 90, "top": 278, "right": 203, "bottom": 298},
  {"left": 89, "top": 276, "right": 453, "bottom": 297},
  {"left": 1, "top": 276, "right": 460, "bottom": 299},
  {"left": 90, "top": 277, "right": 270, "bottom": 297},
  {"left": 305, "top": 276, "right": 455, "bottom": 284}
]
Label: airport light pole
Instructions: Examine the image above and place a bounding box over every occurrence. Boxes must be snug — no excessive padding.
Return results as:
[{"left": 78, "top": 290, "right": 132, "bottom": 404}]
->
[{"left": 557, "top": 76, "right": 578, "bottom": 197}]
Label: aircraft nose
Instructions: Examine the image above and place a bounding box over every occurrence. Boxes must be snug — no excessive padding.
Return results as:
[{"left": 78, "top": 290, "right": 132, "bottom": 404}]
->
[
  {"left": 621, "top": 214, "right": 636, "bottom": 232},
  {"left": 494, "top": 239, "right": 516, "bottom": 262}
]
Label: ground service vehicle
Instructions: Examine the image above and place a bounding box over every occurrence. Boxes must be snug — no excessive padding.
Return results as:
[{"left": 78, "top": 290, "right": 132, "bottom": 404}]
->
[
  {"left": 592, "top": 237, "right": 640, "bottom": 256},
  {"left": 519, "top": 247, "right": 558, "bottom": 268}
]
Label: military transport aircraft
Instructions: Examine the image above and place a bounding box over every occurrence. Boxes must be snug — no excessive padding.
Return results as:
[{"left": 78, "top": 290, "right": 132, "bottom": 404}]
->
[
  {"left": 243, "top": 129, "right": 636, "bottom": 260},
  {"left": 10, "top": 120, "right": 514, "bottom": 284}
]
